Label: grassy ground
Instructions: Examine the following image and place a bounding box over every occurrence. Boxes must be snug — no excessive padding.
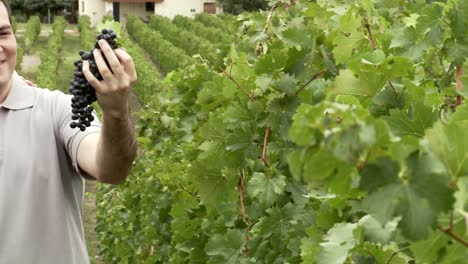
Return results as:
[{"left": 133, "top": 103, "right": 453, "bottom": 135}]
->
[
  {"left": 19, "top": 35, "right": 48, "bottom": 82},
  {"left": 84, "top": 181, "right": 100, "bottom": 264},
  {"left": 56, "top": 33, "right": 82, "bottom": 92}
]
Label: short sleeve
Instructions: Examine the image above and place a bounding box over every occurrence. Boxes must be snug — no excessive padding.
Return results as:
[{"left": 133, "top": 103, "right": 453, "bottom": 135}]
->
[{"left": 53, "top": 91, "right": 102, "bottom": 179}]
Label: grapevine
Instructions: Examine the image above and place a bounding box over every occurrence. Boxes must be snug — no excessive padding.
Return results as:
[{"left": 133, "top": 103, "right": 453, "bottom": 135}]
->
[{"left": 93, "top": 1, "right": 468, "bottom": 263}]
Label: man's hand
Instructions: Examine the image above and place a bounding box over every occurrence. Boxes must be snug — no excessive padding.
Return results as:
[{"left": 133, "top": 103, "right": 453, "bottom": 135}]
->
[{"left": 82, "top": 39, "right": 137, "bottom": 117}]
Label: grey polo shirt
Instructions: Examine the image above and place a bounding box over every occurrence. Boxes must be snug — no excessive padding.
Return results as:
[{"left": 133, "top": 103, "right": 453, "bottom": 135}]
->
[{"left": 0, "top": 74, "right": 101, "bottom": 264}]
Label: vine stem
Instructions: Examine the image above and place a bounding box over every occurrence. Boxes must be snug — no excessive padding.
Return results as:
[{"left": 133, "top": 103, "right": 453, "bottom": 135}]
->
[
  {"left": 387, "top": 81, "right": 399, "bottom": 97},
  {"left": 177, "top": 182, "right": 199, "bottom": 201},
  {"left": 357, "top": 148, "right": 372, "bottom": 173},
  {"left": 256, "top": 3, "right": 280, "bottom": 56},
  {"left": 222, "top": 68, "right": 255, "bottom": 101},
  {"left": 262, "top": 127, "right": 271, "bottom": 167},
  {"left": 456, "top": 65, "right": 463, "bottom": 106},
  {"left": 294, "top": 70, "right": 325, "bottom": 96},
  {"left": 385, "top": 246, "right": 410, "bottom": 264},
  {"left": 238, "top": 169, "right": 250, "bottom": 255},
  {"left": 437, "top": 225, "right": 468, "bottom": 248},
  {"left": 363, "top": 16, "right": 398, "bottom": 97},
  {"left": 363, "top": 249, "right": 376, "bottom": 263},
  {"left": 363, "top": 16, "right": 377, "bottom": 50}
]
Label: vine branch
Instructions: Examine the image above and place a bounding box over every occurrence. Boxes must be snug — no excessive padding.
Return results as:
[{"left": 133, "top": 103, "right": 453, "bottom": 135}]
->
[
  {"left": 357, "top": 148, "right": 372, "bottom": 173},
  {"left": 256, "top": 3, "right": 280, "bottom": 56},
  {"left": 363, "top": 16, "right": 378, "bottom": 50},
  {"left": 238, "top": 169, "right": 250, "bottom": 255},
  {"left": 385, "top": 246, "right": 410, "bottom": 264},
  {"left": 456, "top": 65, "right": 463, "bottom": 107},
  {"left": 363, "top": 17, "right": 398, "bottom": 97},
  {"left": 387, "top": 81, "right": 398, "bottom": 97},
  {"left": 262, "top": 127, "right": 271, "bottom": 167},
  {"left": 177, "top": 182, "right": 199, "bottom": 201},
  {"left": 222, "top": 68, "right": 255, "bottom": 101},
  {"left": 438, "top": 225, "right": 468, "bottom": 248},
  {"left": 363, "top": 249, "right": 376, "bottom": 263},
  {"left": 294, "top": 70, "right": 325, "bottom": 96}
]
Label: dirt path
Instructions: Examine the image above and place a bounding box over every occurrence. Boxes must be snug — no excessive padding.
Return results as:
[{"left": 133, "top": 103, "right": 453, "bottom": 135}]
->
[
  {"left": 21, "top": 55, "right": 41, "bottom": 73},
  {"left": 83, "top": 181, "right": 101, "bottom": 264}
]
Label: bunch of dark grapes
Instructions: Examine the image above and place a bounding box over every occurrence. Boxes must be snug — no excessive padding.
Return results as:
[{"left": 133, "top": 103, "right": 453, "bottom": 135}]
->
[{"left": 69, "top": 29, "right": 118, "bottom": 131}]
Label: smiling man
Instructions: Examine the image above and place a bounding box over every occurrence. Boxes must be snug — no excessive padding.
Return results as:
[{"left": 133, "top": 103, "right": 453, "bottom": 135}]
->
[{"left": 0, "top": 0, "right": 138, "bottom": 263}]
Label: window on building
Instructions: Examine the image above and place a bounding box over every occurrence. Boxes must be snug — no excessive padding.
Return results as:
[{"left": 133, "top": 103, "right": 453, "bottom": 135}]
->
[
  {"left": 203, "top": 3, "right": 216, "bottom": 14},
  {"left": 145, "top": 2, "right": 155, "bottom": 12},
  {"left": 81, "top": 1, "right": 84, "bottom": 13}
]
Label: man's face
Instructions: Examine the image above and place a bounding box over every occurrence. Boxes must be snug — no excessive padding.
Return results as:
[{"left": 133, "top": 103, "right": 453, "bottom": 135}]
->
[{"left": 0, "top": 2, "right": 16, "bottom": 94}]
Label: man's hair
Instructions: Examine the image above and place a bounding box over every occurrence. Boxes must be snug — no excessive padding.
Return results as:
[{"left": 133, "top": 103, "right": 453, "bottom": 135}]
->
[{"left": 0, "top": 0, "right": 12, "bottom": 24}]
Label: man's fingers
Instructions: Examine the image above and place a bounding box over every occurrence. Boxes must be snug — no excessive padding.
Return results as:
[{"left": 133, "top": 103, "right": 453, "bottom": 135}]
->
[
  {"left": 114, "top": 49, "right": 137, "bottom": 83},
  {"left": 82, "top": 60, "right": 103, "bottom": 91},
  {"left": 97, "top": 39, "right": 124, "bottom": 76},
  {"left": 92, "top": 49, "right": 113, "bottom": 80}
]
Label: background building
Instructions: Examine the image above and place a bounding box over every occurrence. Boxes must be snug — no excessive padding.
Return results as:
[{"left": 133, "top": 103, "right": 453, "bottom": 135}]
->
[{"left": 79, "top": 0, "right": 222, "bottom": 26}]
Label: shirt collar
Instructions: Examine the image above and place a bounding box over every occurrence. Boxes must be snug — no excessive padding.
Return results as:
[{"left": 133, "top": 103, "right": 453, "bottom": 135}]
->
[{"left": 1, "top": 73, "right": 36, "bottom": 110}]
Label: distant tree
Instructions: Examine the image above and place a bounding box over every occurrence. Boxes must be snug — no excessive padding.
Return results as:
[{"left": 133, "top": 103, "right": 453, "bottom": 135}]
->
[
  {"left": 9, "top": 0, "right": 74, "bottom": 23},
  {"left": 217, "top": 0, "right": 269, "bottom": 14},
  {"left": 23, "top": 0, "right": 73, "bottom": 11}
]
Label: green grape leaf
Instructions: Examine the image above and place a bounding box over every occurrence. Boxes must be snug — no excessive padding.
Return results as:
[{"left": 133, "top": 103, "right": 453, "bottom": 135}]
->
[
  {"left": 425, "top": 121, "right": 468, "bottom": 178},
  {"left": 254, "top": 49, "right": 289, "bottom": 75},
  {"left": 278, "top": 73, "right": 298, "bottom": 95},
  {"left": 381, "top": 56, "right": 414, "bottom": 79},
  {"left": 303, "top": 149, "right": 340, "bottom": 181},
  {"left": 247, "top": 173, "right": 287, "bottom": 207},
  {"left": 390, "top": 27, "right": 416, "bottom": 49},
  {"left": 316, "top": 223, "right": 359, "bottom": 264},
  {"left": 300, "top": 226, "right": 324, "bottom": 263},
  {"left": 333, "top": 69, "right": 386, "bottom": 102},
  {"left": 362, "top": 152, "right": 454, "bottom": 240},
  {"left": 383, "top": 101, "right": 438, "bottom": 137},
  {"left": 440, "top": 242, "right": 468, "bottom": 264},
  {"left": 276, "top": 23, "right": 314, "bottom": 51},
  {"left": 448, "top": 104, "right": 468, "bottom": 123},
  {"left": 305, "top": 2, "right": 335, "bottom": 19},
  {"left": 403, "top": 14, "right": 420, "bottom": 28},
  {"left": 96, "top": 20, "right": 122, "bottom": 37},
  {"left": 225, "top": 128, "right": 254, "bottom": 152},
  {"left": 369, "top": 85, "right": 406, "bottom": 117},
  {"left": 205, "top": 229, "right": 244, "bottom": 263},
  {"left": 332, "top": 32, "right": 366, "bottom": 64},
  {"left": 267, "top": 94, "right": 302, "bottom": 139},
  {"left": 192, "top": 160, "right": 237, "bottom": 207},
  {"left": 251, "top": 203, "right": 302, "bottom": 237},
  {"left": 255, "top": 75, "right": 274, "bottom": 93},
  {"left": 197, "top": 76, "right": 234, "bottom": 112},
  {"left": 360, "top": 49, "right": 386, "bottom": 65},
  {"left": 289, "top": 104, "right": 324, "bottom": 146},
  {"left": 363, "top": 243, "right": 409, "bottom": 264},
  {"left": 359, "top": 157, "right": 399, "bottom": 192},
  {"left": 410, "top": 230, "right": 449, "bottom": 264},
  {"left": 358, "top": 215, "right": 399, "bottom": 244}
]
